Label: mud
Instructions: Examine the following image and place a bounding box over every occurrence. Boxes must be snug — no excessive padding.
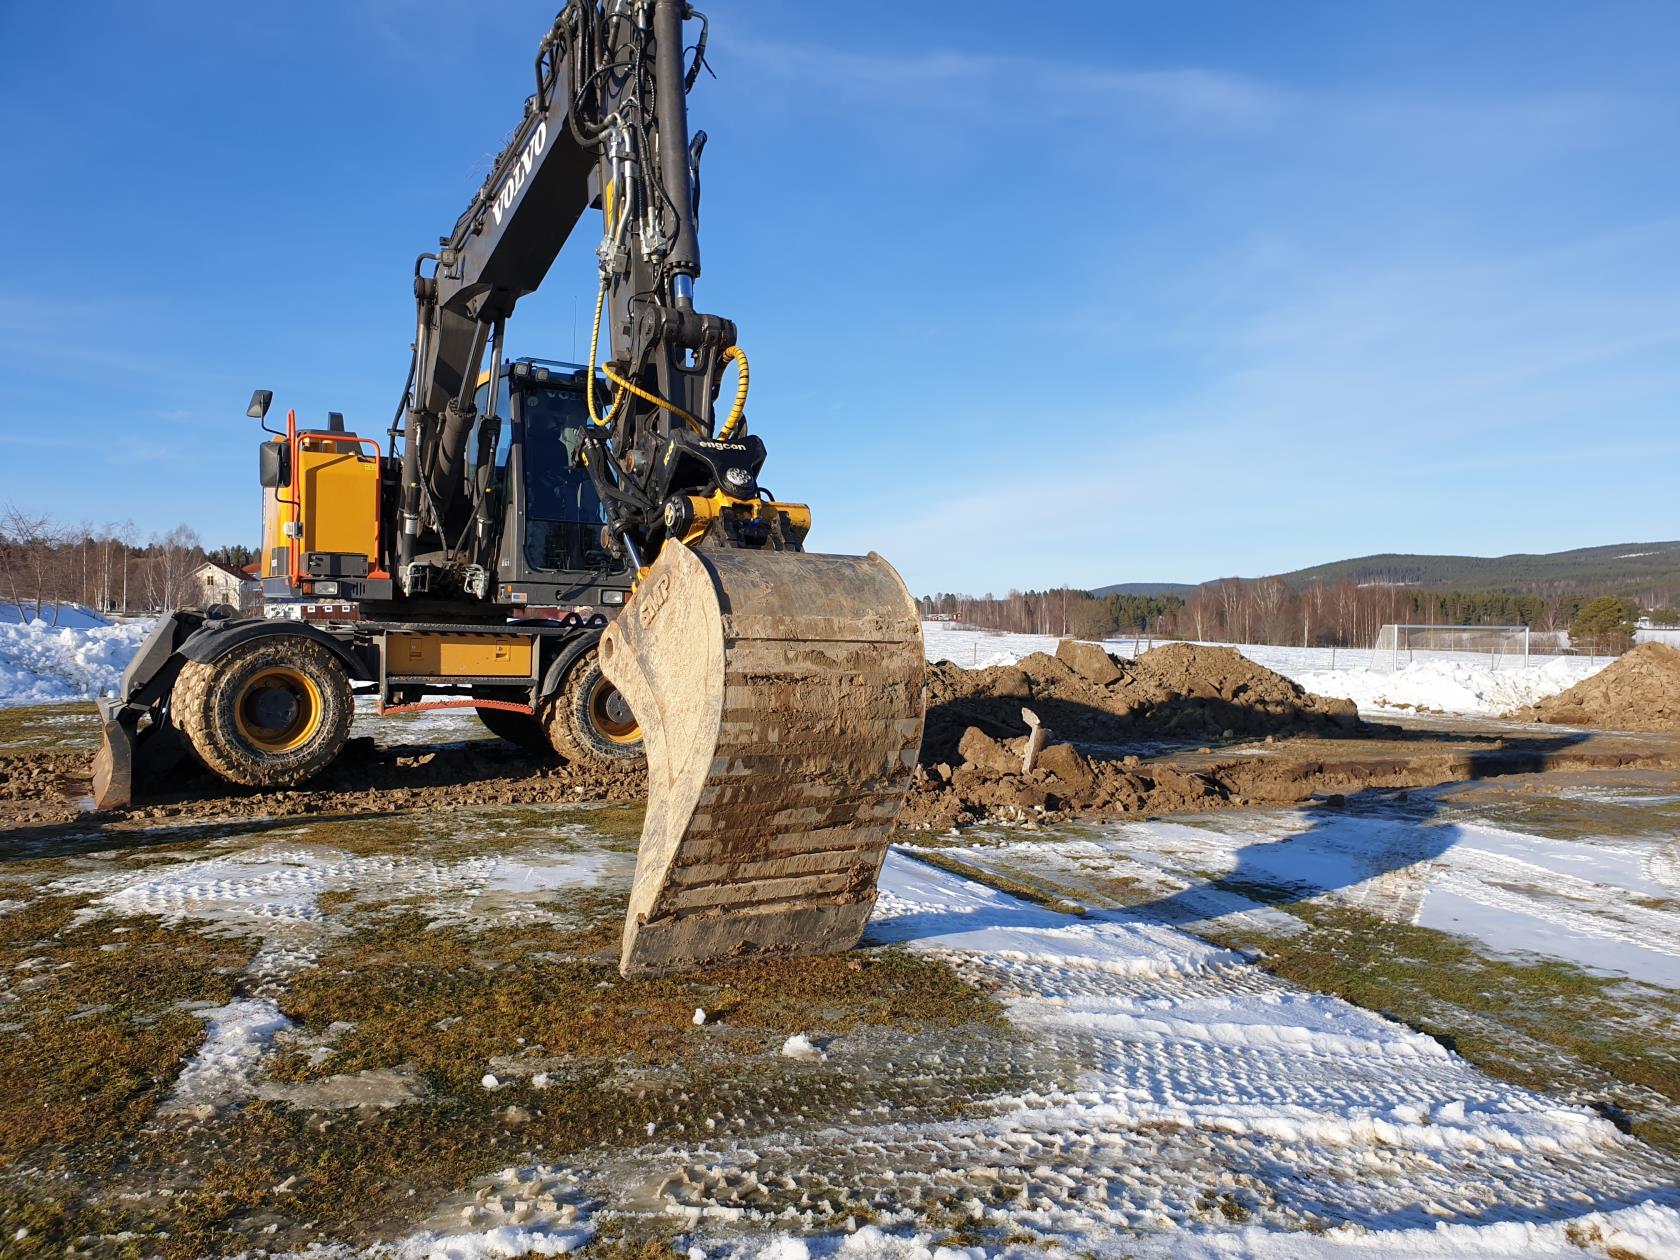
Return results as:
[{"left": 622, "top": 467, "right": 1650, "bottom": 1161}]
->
[
  {"left": 901, "top": 642, "right": 1680, "bottom": 831},
  {"left": 8, "top": 638, "right": 1680, "bottom": 843},
  {"left": 0, "top": 735, "right": 645, "bottom": 834},
  {"left": 1517, "top": 642, "right": 1680, "bottom": 732}
]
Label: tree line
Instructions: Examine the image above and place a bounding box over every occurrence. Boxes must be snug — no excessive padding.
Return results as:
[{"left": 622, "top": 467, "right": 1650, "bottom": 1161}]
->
[
  {"left": 0, "top": 505, "right": 249, "bottom": 623},
  {"left": 920, "top": 578, "right": 1676, "bottom": 652}
]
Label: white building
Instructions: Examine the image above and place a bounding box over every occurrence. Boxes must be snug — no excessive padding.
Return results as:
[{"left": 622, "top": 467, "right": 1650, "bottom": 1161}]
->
[{"left": 192, "top": 560, "right": 260, "bottom": 611}]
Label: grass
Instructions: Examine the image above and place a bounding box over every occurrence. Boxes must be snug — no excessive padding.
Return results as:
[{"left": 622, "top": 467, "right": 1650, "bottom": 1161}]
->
[
  {"left": 0, "top": 874, "right": 1015, "bottom": 1257},
  {"left": 0, "top": 894, "right": 254, "bottom": 1255},
  {"left": 0, "top": 701, "right": 99, "bottom": 753}
]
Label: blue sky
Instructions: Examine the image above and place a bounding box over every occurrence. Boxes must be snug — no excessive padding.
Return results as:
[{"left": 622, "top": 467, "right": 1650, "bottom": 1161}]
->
[{"left": 1, "top": 1, "right": 1676, "bottom": 597}]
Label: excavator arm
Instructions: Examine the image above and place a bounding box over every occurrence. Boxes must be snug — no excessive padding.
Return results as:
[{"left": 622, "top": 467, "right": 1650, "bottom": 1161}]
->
[
  {"left": 401, "top": 1, "right": 744, "bottom": 591},
  {"left": 96, "top": 2, "right": 925, "bottom": 979}
]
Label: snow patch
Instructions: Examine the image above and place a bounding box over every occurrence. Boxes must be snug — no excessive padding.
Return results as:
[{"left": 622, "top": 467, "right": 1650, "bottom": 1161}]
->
[{"left": 0, "top": 616, "right": 153, "bottom": 707}]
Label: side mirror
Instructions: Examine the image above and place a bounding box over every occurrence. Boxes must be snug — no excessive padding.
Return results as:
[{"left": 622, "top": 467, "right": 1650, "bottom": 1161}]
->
[
  {"left": 247, "top": 389, "right": 273, "bottom": 420},
  {"left": 259, "top": 439, "right": 291, "bottom": 489}
]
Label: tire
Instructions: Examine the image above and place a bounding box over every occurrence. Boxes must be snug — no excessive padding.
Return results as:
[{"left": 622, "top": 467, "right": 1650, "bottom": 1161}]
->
[
  {"left": 544, "top": 646, "right": 644, "bottom": 767},
  {"left": 174, "top": 637, "right": 353, "bottom": 788},
  {"left": 471, "top": 687, "right": 549, "bottom": 750}
]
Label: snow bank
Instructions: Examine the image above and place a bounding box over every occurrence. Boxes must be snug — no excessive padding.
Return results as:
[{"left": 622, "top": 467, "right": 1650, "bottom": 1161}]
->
[
  {"left": 922, "top": 623, "right": 1606, "bottom": 718},
  {"left": 1295, "top": 655, "right": 1607, "bottom": 716},
  {"left": 0, "top": 600, "right": 111, "bottom": 628},
  {"left": 0, "top": 616, "right": 153, "bottom": 707}
]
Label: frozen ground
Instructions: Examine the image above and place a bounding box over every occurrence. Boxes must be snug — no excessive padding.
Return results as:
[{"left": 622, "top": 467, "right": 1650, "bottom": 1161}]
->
[
  {"left": 936, "top": 786, "right": 1680, "bottom": 990},
  {"left": 923, "top": 623, "right": 1608, "bottom": 718},
  {"left": 607, "top": 853, "right": 1680, "bottom": 1259},
  {"left": 11, "top": 801, "right": 1679, "bottom": 1257}
]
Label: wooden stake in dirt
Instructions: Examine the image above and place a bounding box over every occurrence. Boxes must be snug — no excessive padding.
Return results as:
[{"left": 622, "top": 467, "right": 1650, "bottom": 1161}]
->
[{"left": 1021, "top": 707, "right": 1047, "bottom": 774}]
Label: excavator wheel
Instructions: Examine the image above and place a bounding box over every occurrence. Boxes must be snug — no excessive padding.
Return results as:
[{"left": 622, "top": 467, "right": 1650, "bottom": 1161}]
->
[
  {"left": 544, "top": 647, "right": 644, "bottom": 767},
  {"left": 471, "top": 687, "right": 549, "bottom": 750},
  {"left": 174, "top": 637, "right": 353, "bottom": 788}
]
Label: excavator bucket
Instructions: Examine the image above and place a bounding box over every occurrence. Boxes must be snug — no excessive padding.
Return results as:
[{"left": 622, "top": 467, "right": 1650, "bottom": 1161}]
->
[{"left": 601, "top": 544, "right": 925, "bottom": 977}]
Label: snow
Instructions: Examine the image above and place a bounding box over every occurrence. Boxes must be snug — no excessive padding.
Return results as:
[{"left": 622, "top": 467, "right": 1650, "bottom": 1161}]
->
[
  {"left": 623, "top": 849, "right": 1680, "bottom": 1256},
  {"left": 1294, "top": 655, "right": 1603, "bottom": 716},
  {"left": 945, "top": 797, "right": 1680, "bottom": 989},
  {"left": 0, "top": 600, "right": 111, "bottom": 628},
  {"left": 779, "top": 1033, "right": 825, "bottom": 1062},
  {"left": 0, "top": 615, "right": 153, "bottom": 707},
  {"left": 921, "top": 623, "right": 1607, "bottom": 718}
]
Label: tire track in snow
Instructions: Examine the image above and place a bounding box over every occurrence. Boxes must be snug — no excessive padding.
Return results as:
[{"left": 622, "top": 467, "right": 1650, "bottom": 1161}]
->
[{"left": 600, "top": 853, "right": 1680, "bottom": 1256}]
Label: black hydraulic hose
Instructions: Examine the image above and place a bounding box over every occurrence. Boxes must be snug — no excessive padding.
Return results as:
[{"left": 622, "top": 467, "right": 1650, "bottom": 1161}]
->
[{"left": 684, "top": 9, "right": 709, "bottom": 92}]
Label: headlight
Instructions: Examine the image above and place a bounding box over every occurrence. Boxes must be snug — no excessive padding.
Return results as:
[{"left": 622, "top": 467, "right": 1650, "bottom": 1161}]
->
[
  {"left": 602, "top": 589, "right": 626, "bottom": 605},
  {"left": 313, "top": 580, "right": 339, "bottom": 596}
]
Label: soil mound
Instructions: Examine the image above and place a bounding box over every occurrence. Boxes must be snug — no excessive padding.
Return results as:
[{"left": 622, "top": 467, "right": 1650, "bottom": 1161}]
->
[
  {"left": 1516, "top": 642, "right": 1680, "bottom": 732},
  {"left": 921, "top": 640, "right": 1357, "bottom": 767},
  {"left": 904, "top": 639, "right": 1362, "bottom": 830}
]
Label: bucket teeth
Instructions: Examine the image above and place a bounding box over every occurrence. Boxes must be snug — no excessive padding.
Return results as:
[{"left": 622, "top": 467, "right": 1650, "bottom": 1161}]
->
[{"left": 601, "top": 545, "right": 925, "bottom": 977}]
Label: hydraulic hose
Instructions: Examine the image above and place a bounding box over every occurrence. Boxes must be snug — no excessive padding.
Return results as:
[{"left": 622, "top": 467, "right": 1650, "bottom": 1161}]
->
[
  {"left": 601, "top": 361, "right": 703, "bottom": 434},
  {"left": 716, "top": 344, "right": 748, "bottom": 439}
]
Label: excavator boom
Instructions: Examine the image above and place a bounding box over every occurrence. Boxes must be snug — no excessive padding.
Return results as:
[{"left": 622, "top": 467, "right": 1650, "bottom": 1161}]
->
[{"left": 91, "top": 1, "right": 924, "bottom": 978}]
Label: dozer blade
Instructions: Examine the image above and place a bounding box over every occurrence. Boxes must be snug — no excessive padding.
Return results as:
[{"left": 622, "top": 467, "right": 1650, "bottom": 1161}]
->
[
  {"left": 601, "top": 544, "right": 925, "bottom": 977},
  {"left": 91, "top": 698, "right": 134, "bottom": 811}
]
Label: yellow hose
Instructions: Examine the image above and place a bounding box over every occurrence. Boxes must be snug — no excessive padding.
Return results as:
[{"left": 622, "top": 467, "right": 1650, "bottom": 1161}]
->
[
  {"left": 717, "top": 345, "right": 749, "bottom": 439},
  {"left": 601, "top": 362, "right": 704, "bottom": 434},
  {"left": 586, "top": 273, "right": 748, "bottom": 443},
  {"left": 585, "top": 276, "right": 623, "bottom": 428}
]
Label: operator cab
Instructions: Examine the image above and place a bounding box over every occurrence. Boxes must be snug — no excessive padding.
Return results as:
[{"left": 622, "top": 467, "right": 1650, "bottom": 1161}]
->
[{"left": 473, "top": 357, "right": 631, "bottom": 610}]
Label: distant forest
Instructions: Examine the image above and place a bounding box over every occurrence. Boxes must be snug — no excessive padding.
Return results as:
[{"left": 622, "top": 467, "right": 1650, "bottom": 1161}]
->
[
  {"left": 918, "top": 582, "right": 1675, "bottom": 651},
  {"left": 923, "top": 540, "right": 1680, "bottom": 650}
]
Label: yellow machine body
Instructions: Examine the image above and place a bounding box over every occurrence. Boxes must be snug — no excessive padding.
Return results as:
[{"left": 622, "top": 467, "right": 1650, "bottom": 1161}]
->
[
  {"left": 385, "top": 633, "right": 534, "bottom": 678},
  {"left": 261, "top": 435, "right": 381, "bottom": 583}
]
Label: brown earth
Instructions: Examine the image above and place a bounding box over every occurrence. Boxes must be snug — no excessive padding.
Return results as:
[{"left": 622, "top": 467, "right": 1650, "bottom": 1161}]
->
[
  {"left": 903, "top": 639, "right": 1680, "bottom": 831},
  {"left": 0, "top": 736, "right": 646, "bottom": 835},
  {"left": 921, "top": 641, "right": 1359, "bottom": 768},
  {"left": 1515, "top": 642, "right": 1680, "bottom": 732},
  {"left": 6, "top": 638, "right": 1680, "bottom": 842}
]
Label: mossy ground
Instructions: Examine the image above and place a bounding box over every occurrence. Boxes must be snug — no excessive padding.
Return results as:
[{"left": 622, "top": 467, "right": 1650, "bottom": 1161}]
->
[
  {"left": 0, "top": 701, "right": 99, "bottom": 753},
  {"left": 0, "top": 802, "right": 1015, "bottom": 1257}
]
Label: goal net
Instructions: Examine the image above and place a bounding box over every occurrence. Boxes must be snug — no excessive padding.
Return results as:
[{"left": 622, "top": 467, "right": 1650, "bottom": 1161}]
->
[{"left": 1372, "top": 624, "right": 1531, "bottom": 670}]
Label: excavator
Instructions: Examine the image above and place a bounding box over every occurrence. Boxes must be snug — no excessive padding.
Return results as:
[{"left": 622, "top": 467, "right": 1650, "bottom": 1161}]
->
[{"left": 90, "top": 1, "right": 926, "bottom": 978}]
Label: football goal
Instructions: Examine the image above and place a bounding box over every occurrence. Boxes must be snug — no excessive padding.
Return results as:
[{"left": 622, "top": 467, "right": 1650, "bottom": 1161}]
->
[{"left": 1372, "top": 624, "right": 1531, "bottom": 669}]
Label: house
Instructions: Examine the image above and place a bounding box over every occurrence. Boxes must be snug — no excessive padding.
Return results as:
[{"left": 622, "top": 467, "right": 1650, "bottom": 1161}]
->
[{"left": 193, "top": 559, "right": 261, "bottom": 611}]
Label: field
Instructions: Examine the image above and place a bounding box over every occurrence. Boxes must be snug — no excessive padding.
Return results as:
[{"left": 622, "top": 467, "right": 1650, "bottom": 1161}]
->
[{"left": 2, "top": 625, "right": 1679, "bottom": 1257}]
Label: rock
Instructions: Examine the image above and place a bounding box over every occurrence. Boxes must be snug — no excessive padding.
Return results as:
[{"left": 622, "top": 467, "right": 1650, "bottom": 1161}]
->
[
  {"left": 1321, "top": 696, "right": 1359, "bottom": 730},
  {"left": 957, "top": 726, "right": 1019, "bottom": 775},
  {"left": 1055, "top": 638, "right": 1123, "bottom": 687},
  {"left": 1035, "top": 741, "right": 1093, "bottom": 789}
]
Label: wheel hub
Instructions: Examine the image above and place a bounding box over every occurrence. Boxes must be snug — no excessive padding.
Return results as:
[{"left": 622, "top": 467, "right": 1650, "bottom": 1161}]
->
[
  {"left": 234, "top": 667, "right": 323, "bottom": 753},
  {"left": 248, "top": 687, "right": 301, "bottom": 732}
]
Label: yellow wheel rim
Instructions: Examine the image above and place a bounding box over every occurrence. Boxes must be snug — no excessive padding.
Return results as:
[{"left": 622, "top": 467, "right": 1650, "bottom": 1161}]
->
[
  {"left": 587, "top": 673, "right": 641, "bottom": 745},
  {"left": 233, "top": 666, "right": 324, "bottom": 754}
]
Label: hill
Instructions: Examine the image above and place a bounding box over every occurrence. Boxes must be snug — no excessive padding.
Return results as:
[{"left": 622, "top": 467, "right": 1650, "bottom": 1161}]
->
[
  {"left": 1089, "top": 581, "right": 1196, "bottom": 598},
  {"left": 1274, "top": 542, "right": 1680, "bottom": 596}
]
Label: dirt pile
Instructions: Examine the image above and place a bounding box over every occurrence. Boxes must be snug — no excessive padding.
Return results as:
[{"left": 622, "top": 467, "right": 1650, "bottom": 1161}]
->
[
  {"left": 921, "top": 639, "right": 1357, "bottom": 766},
  {"left": 904, "top": 640, "right": 1362, "bottom": 830},
  {"left": 1516, "top": 642, "right": 1680, "bottom": 732}
]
